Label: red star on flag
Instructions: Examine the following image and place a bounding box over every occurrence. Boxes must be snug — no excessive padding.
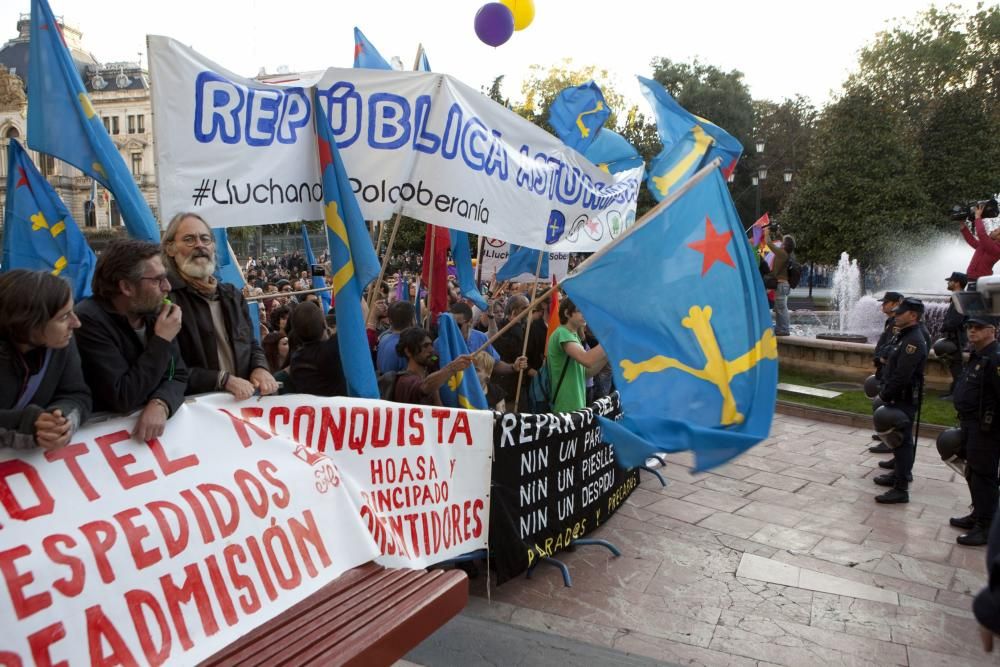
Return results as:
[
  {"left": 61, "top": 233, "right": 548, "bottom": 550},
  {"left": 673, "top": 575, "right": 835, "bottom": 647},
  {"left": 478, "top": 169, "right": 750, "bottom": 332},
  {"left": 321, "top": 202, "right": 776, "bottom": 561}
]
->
[
  {"left": 354, "top": 42, "right": 363, "bottom": 58},
  {"left": 317, "top": 139, "right": 333, "bottom": 172},
  {"left": 15, "top": 167, "right": 30, "bottom": 191},
  {"left": 687, "top": 216, "right": 735, "bottom": 276}
]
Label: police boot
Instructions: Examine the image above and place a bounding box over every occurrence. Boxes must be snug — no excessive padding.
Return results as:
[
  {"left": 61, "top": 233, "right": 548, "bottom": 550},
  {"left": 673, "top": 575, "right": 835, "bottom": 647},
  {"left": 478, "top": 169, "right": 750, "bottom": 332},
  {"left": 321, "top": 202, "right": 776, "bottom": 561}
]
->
[
  {"left": 950, "top": 513, "right": 976, "bottom": 530},
  {"left": 957, "top": 523, "right": 990, "bottom": 547},
  {"left": 875, "top": 488, "right": 909, "bottom": 504},
  {"left": 869, "top": 441, "right": 892, "bottom": 454},
  {"left": 878, "top": 459, "right": 896, "bottom": 469},
  {"left": 874, "top": 474, "right": 897, "bottom": 487}
]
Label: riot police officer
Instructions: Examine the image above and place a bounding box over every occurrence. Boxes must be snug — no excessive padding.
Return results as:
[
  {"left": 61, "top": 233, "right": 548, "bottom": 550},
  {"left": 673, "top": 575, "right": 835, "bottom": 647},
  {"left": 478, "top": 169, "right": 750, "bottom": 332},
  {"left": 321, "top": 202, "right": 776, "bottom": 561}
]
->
[
  {"left": 939, "top": 271, "right": 969, "bottom": 399},
  {"left": 949, "top": 315, "right": 1000, "bottom": 546},
  {"left": 870, "top": 291, "right": 903, "bottom": 454},
  {"left": 873, "top": 297, "right": 928, "bottom": 504}
]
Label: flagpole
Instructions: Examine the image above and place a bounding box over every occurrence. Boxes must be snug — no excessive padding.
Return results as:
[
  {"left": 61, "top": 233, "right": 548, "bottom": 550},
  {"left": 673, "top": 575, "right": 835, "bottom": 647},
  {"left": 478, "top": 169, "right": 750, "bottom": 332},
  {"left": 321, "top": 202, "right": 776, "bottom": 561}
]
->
[
  {"left": 512, "top": 251, "right": 546, "bottom": 412},
  {"left": 425, "top": 224, "right": 437, "bottom": 327},
  {"left": 365, "top": 211, "right": 402, "bottom": 315},
  {"left": 470, "top": 159, "right": 722, "bottom": 358}
]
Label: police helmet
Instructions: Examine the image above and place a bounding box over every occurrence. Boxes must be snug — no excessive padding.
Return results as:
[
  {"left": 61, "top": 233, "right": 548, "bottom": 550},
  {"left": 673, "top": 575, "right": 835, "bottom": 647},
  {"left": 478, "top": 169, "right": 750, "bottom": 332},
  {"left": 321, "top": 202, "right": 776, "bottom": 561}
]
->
[
  {"left": 871, "top": 397, "right": 884, "bottom": 412},
  {"left": 935, "top": 428, "right": 964, "bottom": 462},
  {"left": 932, "top": 338, "right": 958, "bottom": 359},
  {"left": 873, "top": 405, "right": 910, "bottom": 449},
  {"left": 863, "top": 374, "right": 880, "bottom": 399}
]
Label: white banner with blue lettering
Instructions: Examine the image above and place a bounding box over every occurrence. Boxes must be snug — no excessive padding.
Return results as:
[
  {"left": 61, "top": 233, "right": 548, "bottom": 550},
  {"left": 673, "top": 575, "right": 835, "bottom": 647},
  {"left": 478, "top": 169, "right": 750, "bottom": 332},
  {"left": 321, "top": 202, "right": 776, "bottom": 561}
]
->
[{"left": 147, "top": 36, "right": 643, "bottom": 252}]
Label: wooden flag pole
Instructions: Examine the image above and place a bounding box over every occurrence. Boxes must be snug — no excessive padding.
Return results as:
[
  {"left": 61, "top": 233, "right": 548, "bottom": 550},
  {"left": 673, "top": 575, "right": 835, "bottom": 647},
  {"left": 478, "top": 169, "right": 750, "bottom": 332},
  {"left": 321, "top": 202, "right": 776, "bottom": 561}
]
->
[
  {"left": 366, "top": 212, "right": 402, "bottom": 315},
  {"left": 425, "top": 225, "right": 437, "bottom": 327},
  {"left": 512, "top": 251, "right": 546, "bottom": 412}
]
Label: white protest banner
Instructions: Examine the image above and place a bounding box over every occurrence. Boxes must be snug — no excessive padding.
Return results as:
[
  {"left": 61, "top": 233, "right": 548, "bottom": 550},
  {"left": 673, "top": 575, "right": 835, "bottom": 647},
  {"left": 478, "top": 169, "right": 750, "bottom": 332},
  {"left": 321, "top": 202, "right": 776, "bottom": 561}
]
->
[
  {"left": 478, "top": 237, "right": 570, "bottom": 283},
  {"left": 212, "top": 394, "right": 493, "bottom": 569},
  {"left": 0, "top": 393, "right": 492, "bottom": 665},
  {"left": 148, "top": 35, "right": 643, "bottom": 252}
]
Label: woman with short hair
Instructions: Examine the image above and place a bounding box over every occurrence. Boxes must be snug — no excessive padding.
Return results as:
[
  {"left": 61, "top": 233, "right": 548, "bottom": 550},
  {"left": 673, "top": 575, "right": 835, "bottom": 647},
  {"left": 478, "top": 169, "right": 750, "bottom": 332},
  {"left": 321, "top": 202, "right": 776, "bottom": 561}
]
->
[{"left": 0, "top": 270, "right": 91, "bottom": 449}]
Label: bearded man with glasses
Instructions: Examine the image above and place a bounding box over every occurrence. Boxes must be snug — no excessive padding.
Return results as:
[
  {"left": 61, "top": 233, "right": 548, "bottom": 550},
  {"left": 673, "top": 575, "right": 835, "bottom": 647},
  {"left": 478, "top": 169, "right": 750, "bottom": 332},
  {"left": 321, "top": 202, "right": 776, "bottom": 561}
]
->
[
  {"left": 163, "top": 212, "right": 278, "bottom": 400},
  {"left": 75, "top": 239, "right": 189, "bottom": 441}
]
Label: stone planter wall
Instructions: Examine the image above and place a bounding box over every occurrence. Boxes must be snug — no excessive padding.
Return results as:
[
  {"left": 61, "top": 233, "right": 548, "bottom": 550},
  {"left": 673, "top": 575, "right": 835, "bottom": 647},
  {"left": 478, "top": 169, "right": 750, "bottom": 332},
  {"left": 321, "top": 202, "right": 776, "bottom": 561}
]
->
[{"left": 777, "top": 336, "right": 953, "bottom": 391}]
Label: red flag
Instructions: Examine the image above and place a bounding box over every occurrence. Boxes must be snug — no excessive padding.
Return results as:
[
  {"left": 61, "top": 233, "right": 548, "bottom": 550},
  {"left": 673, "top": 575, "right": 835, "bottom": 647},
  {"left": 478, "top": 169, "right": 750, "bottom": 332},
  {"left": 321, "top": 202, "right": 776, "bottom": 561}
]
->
[
  {"left": 545, "top": 275, "right": 560, "bottom": 351},
  {"left": 750, "top": 212, "right": 769, "bottom": 248},
  {"left": 421, "top": 225, "right": 450, "bottom": 322}
]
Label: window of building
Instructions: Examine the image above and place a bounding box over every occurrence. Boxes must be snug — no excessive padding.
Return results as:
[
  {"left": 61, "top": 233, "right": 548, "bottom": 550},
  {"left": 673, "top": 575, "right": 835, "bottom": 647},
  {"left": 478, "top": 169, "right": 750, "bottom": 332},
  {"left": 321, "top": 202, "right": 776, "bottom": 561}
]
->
[
  {"left": 137, "top": 115, "right": 145, "bottom": 133},
  {"left": 128, "top": 115, "right": 135, "bottom": 134},
  {"left": 102, "top": 117, "right": 110, "bottom": 133},
  {"left": 111, "top": 117, "right": 119, "bottom": 135},
  {"left": 131, "top": 153, "right": 142, "bottom": 177},
  {"left": 40, "top": 154, "right": 55, "bottom": 177}
]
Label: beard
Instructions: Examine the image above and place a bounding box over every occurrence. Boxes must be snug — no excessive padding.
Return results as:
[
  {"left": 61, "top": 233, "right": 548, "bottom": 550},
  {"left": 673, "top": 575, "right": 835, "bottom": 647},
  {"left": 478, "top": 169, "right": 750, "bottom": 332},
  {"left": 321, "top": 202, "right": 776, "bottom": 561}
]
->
[{"left": 178, "top": 250, "right": 216, "bottom": 280}]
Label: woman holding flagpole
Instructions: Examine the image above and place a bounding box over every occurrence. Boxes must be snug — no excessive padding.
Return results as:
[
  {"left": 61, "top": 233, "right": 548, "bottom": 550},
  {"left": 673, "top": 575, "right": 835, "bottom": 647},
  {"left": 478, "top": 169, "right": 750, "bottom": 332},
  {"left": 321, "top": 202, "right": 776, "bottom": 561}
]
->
[{"left": 0, "top": 270, "right": 91, "bottom": 449}]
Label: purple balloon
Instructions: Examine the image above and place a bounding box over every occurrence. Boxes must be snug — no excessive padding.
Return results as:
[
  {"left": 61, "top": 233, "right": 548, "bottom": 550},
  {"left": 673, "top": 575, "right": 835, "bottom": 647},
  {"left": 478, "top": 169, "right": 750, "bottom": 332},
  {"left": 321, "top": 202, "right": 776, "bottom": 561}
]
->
[{"left": 475, "top": 3, "right": 515, "bottom": 47}]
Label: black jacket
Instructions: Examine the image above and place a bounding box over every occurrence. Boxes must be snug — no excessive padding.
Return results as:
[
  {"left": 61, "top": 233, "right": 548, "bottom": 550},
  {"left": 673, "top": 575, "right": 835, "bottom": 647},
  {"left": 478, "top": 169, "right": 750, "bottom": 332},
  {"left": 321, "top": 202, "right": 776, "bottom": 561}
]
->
[
  {"left": 75, "top": 298, "right": 188, "bottom": 415},
  {"left": 941, "top": 301, "right": 968, "bottom": 349},
  {"left": 168, "top": 275, "right": 268, "bottom": 394},
  {"left": 975, "top": 518, "right": 1000, "bottom": 633},
  {"left": 289, "top": 338, "right": 346, "bottom": 397},
  {"left": 873, "top": 316, "right": 896, "bottom": 376},
  {"left": 879, "top": 323, "right": 928, "bottom": 406},
  {"left": 0, "top": 338, "right": 92, "bottom": 449},
  {"left": 952, "top": 340, "right": 1000, "bottom": 424}
]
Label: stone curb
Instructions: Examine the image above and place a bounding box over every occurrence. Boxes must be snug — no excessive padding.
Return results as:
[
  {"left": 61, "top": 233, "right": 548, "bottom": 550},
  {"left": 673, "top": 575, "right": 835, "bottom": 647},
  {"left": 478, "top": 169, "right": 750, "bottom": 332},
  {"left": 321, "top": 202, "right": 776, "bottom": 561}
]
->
[{"left": 776, "top": 400, "right": 951, "bottom": 440}]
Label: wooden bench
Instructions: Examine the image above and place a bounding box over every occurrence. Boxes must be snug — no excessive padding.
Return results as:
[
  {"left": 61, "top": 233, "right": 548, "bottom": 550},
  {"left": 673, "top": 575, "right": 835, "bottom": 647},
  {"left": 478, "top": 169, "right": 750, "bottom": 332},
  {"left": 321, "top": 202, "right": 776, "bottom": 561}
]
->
[{"left": 202, "top": 563, "right": 468, "bottom": 666}]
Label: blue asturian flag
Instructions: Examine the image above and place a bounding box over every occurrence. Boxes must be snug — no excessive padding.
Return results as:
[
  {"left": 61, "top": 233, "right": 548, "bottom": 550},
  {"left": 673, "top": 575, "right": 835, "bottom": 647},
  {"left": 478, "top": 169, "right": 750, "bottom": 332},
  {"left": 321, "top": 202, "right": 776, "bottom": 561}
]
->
[
  {"left": 353, "top": 27, "right": 392, "bottom": 70},
  {"left": 212, "top": 228, "right": 245, "bottom": 288},
  {"left": 449, "top": 229, "right": 488, "bottom": 310},
  {"left": 583, "top": 128, "right": 645, "bottom": 175},
  {"left": 416, "top": 46, "right": 431, "bottom": 72},
  {"left": 313, "top": 88, "right": 381, "bottom": 398},
  {"left": 301, "top": 226, "right": 332, "bottom": 313},
  {"left": 548, "top": 81, "right": 611, "bottom": 154},
  {"left": 27, "top": 0, "right": 160, "bottom": 242},
  {"left": 3, "top": 138, "right": 95, "bottom": 299},
  {"left": 435, "top": 313, "right": 489, "bottom": 410},
  {"left": 496, "top": 244, "right": 549, "bottom": 282},
  {"left": 637, "top": 76, "right": 743, "bottom": 201},
  {"left": 561, "top": 167, "right": 777, "bottom": 471}
]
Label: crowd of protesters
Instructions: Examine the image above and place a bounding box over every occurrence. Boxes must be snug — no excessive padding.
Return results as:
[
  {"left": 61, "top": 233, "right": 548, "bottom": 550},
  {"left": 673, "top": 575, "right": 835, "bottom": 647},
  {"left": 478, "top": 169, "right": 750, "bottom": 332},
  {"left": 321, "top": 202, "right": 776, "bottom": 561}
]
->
[{"left": 0, "top": 213, "right": 614, "bottom": 452}]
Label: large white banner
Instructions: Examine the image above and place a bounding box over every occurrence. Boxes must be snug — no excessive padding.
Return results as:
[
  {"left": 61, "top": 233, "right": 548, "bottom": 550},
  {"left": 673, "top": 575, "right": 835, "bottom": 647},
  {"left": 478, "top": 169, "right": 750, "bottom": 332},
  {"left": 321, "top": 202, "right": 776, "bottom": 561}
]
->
[
  {"left": 148, "top": 36, "right": 643, "bottom": 252},
  {"left": 0, "top": 393, "right": 492, "bottom": 665}
]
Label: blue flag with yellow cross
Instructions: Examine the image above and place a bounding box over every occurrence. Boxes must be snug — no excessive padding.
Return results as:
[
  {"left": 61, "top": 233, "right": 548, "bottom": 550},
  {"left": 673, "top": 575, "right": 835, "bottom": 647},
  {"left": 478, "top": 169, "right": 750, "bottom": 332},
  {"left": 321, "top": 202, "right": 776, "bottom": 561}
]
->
[
  {"left": 638, "top": 76, "right": 743, "bottom": 202},
  {"left": 435, "top": 313, "right": 489, "bottom": 410},
  {"left": 313, "top": 88, "right": 381, "bottom": 398},
  {"left": 548, "top": 81, "right": 611, "bottom": 154},
  {"left": 561, "top": 166, "right": 776, "bottom": 471},
  {"left": 2, "top": 138, "right": 95, "bottom": 300},
  {"left": 27, "top": 0, "right": 160, "bottom": 242}
]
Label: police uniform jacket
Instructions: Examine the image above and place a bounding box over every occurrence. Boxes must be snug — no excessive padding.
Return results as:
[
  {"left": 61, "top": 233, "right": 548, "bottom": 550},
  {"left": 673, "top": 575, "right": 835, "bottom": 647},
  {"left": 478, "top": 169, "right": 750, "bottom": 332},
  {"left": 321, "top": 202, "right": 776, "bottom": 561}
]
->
[
  {"left": 873, "top": 315, "right": 896, "bottom": 376},
  {"left": 952, "top": 340, "right": 1000, "bottom": 428},
  {"left": 941, "top": 301, "right": 968, "bottom": 349},
  {"left": 879, "top": 323, "right": 927, "bottom": 406}
]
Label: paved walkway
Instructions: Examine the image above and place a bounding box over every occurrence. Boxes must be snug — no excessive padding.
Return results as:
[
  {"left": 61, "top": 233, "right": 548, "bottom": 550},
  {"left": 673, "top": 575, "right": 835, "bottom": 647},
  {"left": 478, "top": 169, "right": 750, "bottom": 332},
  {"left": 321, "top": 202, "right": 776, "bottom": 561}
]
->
[{"left": 454, "top": 412, "right": 992, "bottom": 666}]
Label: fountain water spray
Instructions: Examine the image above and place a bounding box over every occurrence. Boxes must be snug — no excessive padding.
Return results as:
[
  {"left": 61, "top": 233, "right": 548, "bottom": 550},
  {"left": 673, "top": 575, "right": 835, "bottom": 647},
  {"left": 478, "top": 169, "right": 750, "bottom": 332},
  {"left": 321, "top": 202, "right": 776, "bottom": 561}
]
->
[{"left": 831, "top": 252, "right": 861, "bottom": 332}]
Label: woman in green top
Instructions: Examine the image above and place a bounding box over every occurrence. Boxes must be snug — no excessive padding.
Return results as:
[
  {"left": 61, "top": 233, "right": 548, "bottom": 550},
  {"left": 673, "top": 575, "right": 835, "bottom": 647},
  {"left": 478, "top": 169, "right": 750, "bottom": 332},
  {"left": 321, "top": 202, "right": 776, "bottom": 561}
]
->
[{"left": 546, "top": 298, "right": 607, "bottom": 412}]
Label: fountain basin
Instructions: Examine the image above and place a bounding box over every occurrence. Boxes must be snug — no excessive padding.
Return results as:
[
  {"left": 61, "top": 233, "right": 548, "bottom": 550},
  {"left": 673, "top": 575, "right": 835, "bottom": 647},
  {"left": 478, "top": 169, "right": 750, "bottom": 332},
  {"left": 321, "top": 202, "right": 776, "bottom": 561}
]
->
[
  {"left": 816, "top": 333, "right": 869, "bottom": 344},
  {"left": 777, "top": 336, "right": 952, "bottom": 390}
]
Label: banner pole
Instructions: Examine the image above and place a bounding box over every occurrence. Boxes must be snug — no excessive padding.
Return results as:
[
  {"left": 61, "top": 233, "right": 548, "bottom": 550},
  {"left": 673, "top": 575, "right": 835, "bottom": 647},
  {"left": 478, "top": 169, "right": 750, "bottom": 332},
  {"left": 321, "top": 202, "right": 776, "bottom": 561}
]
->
[
  {"left": 366, "top": 212, "right": 402, "bottom": 315},
  {"left": 471, "top": 159, "right": 722, "bottom": 358},
  {"left": 512, "top": 251, "right": 545, "bottom": 412},
  {"left": 425, "top": 225, "right": 437, "bottom": 327}
]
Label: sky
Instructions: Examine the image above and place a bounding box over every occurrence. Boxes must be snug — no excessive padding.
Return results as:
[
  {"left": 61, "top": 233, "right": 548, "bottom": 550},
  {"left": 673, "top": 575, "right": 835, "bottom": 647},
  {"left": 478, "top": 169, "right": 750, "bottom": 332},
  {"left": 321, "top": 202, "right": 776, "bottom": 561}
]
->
[{"left": 1, "top": 0, "right": 984, "bottom": 111}]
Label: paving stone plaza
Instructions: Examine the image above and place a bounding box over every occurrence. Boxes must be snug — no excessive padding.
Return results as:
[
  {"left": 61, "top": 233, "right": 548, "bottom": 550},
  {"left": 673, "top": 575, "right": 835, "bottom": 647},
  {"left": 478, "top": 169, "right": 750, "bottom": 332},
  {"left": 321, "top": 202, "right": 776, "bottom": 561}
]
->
[{"left": 412, "top": 409, "right": 992, "bottom": 666}]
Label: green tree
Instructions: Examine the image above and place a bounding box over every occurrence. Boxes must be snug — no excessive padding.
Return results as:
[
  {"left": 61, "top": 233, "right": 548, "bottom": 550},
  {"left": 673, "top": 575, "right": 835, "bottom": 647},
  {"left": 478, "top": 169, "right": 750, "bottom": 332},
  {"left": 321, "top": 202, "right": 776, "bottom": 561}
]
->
[{"left": 781, "top": 90, "right": 934, "bottom": 269}]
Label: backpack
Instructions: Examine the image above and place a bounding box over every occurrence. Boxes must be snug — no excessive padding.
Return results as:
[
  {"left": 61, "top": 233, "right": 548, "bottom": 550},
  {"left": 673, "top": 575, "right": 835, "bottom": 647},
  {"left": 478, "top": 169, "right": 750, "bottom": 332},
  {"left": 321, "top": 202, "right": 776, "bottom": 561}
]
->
[
  {"left": 526, "top": 359, "right": 571, "bottom": 413},
  {"left": 378, "top": 371, "right": 403, "bottom": 401},
  {"left": 787, "top": 259, "right": 802, "bottom": 289}
]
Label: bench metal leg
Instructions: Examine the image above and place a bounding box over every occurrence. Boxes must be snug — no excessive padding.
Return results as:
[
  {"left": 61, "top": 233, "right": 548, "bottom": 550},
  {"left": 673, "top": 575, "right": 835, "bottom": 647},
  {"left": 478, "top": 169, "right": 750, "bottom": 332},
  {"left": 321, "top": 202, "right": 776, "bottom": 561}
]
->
[
  {"left": 649, "top": 454, "right": 667, "bottom": 467},
  {"left": 570, "top": 538, "right": 621, "bottom": 557},
  {"left": 640, "top": 465, "right": 667, "bottom": 487},
  {"left": 526, "top": 556, "right": 572, "bottom": 587}
]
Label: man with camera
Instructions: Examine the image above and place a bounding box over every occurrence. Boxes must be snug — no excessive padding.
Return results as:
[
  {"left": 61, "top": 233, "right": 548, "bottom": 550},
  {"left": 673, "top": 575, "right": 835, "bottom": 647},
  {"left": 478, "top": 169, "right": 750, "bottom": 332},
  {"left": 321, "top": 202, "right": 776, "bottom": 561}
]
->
[
  {"left": 948, "top": 315, "right": 1000, "bottom": 546},
  {"left": 960, "top": 203, "right": 1000, "bottom": 289},
  {"left": 873, "top": 298, "right": 928, "bottom": 504},
  {"left": 763, "top": 225, "right": 795, "bottom": 337}
]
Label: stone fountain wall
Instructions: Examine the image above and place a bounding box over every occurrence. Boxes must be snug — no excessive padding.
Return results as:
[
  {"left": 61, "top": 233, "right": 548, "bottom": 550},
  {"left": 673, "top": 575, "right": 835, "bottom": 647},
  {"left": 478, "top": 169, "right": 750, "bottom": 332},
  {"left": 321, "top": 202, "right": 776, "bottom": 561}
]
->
[{"left": 777, "top": 336, "right": 953, "bottom": 390}]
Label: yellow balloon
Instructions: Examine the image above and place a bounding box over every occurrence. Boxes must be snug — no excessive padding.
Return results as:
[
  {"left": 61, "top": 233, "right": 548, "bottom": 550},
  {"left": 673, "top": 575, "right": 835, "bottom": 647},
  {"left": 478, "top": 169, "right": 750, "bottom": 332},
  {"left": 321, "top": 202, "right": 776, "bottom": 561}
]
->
[{"left": 500, "top": 0, "right": 535, "bottom": 30}]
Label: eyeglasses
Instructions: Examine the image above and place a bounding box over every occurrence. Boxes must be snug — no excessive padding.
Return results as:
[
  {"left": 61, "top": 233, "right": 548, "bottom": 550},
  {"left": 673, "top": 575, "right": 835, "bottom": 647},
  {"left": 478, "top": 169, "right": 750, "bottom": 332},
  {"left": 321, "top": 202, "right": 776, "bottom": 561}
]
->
[
  {"left": 138, "top": 274, "right": 170, "bottom": 286},
  {"left": 173, "top": 233, "right": 215, "bottom": 247}
]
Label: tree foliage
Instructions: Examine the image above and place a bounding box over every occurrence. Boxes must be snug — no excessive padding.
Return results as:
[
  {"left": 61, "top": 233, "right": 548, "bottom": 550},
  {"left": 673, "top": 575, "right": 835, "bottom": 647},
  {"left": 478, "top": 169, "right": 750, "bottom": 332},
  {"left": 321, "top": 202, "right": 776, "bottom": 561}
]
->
[{"left": 781, "top": 90, "right": 935, "bottom": 268}]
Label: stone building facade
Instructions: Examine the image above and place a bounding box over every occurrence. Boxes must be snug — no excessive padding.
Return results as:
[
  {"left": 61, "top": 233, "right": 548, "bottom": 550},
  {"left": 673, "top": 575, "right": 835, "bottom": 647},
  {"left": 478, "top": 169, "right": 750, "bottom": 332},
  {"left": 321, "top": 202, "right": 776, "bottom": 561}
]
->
[{"left": 0, "top": 14, "right": 158, "bottom": 234}]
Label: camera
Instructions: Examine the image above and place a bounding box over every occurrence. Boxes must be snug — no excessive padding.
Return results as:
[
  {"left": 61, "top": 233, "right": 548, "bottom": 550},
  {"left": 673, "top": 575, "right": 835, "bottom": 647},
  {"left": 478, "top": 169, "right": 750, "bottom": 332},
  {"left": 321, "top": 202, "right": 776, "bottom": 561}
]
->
[
  {"left": 949, "top": 198, "right": 1000, "bottom": 222},
  {"left": 310, "top": 264, "right": 326, "bottom": 277}
]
